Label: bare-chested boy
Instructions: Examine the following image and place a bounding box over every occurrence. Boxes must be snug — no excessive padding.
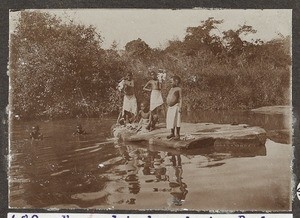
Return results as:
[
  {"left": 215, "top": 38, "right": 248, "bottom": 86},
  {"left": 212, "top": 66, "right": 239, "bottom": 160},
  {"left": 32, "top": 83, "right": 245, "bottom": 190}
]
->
[
  {"left": 143, "top": 71, "right": 163, "bottom": 128},
  {"left": 166, "top": 75, "right": 182, "bottom": 140},
  {"left": 135, "top": 102, "right": 152, "bottom": 133},
  {"left": 122, "top": 72, "right": 137, "bottom": 123}
]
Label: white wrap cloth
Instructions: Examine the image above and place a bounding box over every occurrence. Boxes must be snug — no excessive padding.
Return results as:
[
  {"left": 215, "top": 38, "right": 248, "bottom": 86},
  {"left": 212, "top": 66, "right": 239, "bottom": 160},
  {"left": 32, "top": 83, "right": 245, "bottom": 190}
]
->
[
  {"left": 122, "top": 95, "right": 137, "bottom": 116},
  {"left": 166, "top": 103, "right": 181, "bottom": 129},
  {"left": 150, "top": 90, "right": 164, "bottom": 111}
]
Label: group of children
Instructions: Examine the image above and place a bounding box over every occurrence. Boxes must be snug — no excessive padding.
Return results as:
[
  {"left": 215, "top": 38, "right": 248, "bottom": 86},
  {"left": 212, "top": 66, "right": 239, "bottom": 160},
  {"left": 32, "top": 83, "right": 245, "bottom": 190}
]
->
[
  {"left": 120, "top": 71, "right": 182, "bottom": 140},
  {"left": 30, "top": 71, "right": 182, "bottom": 141}
]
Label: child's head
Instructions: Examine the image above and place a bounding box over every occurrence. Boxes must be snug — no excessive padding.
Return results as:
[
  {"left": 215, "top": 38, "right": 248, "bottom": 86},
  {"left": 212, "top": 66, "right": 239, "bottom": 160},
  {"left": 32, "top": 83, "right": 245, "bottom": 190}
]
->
[
  {"left": 32, "top": 126, "right": 39, "bottom": 132},
  {"left": 119, "top": 118, "right": 125, "bottom": 125},
  {"left": 126, "top": 72, "right": 133, "bottom": 80},
  {"left": 140, "top": 102, "right": 149, "bottom": 112},
  {"left": 150, "top": 71, "right": 157, "bottom": 80},
  {"left": 171, "top": 75, "right": 181, "bottom": 87}
]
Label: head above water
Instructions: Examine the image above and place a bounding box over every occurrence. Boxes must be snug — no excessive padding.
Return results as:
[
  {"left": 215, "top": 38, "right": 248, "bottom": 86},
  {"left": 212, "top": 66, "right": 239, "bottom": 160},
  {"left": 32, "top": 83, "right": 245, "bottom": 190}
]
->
[
  {"left": 126, "top": 72, "right": 133, "bottom": 80},
  {"left": 32, "top": 126, "right": 39, "bottom": 131}
]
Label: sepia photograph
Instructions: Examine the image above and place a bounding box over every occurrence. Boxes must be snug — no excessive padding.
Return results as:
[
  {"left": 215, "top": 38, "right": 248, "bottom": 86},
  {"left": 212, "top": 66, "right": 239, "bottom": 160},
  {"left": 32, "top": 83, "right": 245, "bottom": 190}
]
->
[{"left": 8, "top": 9, "right": 292, "bottom": 211}]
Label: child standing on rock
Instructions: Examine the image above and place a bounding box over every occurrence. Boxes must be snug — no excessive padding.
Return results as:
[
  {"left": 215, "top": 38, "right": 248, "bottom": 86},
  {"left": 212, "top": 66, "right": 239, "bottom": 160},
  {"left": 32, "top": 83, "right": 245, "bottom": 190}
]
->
[
  {"left": 122, "top": 72, "right": 137, "bottom": 124},
  {"left": 143, "top": 71, "right": 164, "bottom": 129},
  {"left": 166, "top": 75, "right": 182, "bottom": 140}
]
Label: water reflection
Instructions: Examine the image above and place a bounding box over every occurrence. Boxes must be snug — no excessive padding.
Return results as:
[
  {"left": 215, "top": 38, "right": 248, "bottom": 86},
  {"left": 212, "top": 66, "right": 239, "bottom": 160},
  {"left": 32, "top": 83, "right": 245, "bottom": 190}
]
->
[
  {"left": 9, "top": 110, "right": 291, "bottom": 209},
  {"left": 168, "top": 155, "right": 188, "bottom": 206}
]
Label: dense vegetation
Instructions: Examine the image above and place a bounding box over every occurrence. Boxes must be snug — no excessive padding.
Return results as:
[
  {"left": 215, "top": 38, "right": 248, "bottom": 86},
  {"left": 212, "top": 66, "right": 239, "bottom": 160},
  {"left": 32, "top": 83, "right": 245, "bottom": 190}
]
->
[{"left": 10, "top": 11, "right": 291, "bottom": 120}]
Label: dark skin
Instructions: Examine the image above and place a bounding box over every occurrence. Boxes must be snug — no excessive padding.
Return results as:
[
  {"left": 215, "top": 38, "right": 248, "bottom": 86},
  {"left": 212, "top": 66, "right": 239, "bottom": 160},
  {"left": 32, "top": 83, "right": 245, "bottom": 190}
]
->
[
  {"left": 123, "top": 73, "right": 135, "bottom": 96},
  {"left": 136, "top": 103, "right": 152, "bottom": 131},
  {"left": 73, "top": 125, "right": 87, "bottom": 135},
  {"left": 123, "top": 73, "right": 135, "bottom": 123},
  {"left": 30, "top": 126, "right": 43, "bottom": 140},
  {"left": 143, "top": 72, "right": 162, "bottom": 92},
  {"left": 167, "top": 77, "right": 182, "bottom": 140},
  {"left": 143, "top": 72, "right": 162, "bottom": 127}
]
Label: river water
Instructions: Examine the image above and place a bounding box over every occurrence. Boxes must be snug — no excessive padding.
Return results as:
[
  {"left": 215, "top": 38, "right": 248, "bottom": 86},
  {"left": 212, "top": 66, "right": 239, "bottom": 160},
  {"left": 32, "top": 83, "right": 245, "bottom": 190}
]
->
[{"left": 9, "top": 110, "right": 292, "bottom": 211}]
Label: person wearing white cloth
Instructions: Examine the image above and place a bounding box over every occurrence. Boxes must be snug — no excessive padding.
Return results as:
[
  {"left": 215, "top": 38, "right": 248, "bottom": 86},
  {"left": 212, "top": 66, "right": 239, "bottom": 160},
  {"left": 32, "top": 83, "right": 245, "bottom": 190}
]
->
[
  {"left": 143, "top": 71, "right": 164, "bottom": 129},
  {"left": 122, "top": 72, "right": 137, "bottom": 123},
  {"left": 166, "top": 75, "right": 182, "bottom": 140}
]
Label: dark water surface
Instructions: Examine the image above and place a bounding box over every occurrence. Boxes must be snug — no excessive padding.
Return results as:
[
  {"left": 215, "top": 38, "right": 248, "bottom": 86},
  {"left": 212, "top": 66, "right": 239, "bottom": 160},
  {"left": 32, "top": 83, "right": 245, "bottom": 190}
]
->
[{"left": 9, "top": 110, "right": 292, "bottom": 211}]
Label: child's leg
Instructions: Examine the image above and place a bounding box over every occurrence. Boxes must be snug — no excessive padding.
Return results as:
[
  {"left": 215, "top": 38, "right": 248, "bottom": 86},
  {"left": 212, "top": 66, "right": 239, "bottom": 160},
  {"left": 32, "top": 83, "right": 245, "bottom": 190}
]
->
[
  {"left": 174, "top": 127, "right": 180, "bottom": 140},
  {"left": 124, "top": 111, "right": 130, "bottom": 124},
  {"left": 173, "top": 106, "right": 181, "bottom": 140},
  {"left": 167, "top": 128, "right": 175, "bottom": 139},
  {"left": 151, "top": 113, "right": 158, "bottom": 129}
]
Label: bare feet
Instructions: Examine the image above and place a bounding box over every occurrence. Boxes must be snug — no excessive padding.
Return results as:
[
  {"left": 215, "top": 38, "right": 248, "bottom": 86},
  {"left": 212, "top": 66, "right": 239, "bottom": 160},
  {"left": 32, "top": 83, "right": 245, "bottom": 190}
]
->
[
  {"left": 167, "top": 134, "right": 175, "bottom": 139},
  {"left": 173, "top": 135, "right": 180, "bottom": 140}
]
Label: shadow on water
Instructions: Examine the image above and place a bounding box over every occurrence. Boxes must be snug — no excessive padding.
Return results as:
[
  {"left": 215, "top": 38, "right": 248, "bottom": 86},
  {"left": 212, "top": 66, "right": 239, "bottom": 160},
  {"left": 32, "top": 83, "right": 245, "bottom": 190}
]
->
[{"left": 8, "top": 110, "right": 291, "bottom": 209}]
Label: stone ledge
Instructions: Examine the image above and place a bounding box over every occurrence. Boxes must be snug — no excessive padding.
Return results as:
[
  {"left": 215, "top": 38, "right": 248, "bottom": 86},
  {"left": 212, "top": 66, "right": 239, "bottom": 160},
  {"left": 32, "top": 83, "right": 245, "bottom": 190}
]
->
[{"left": 122, "top": 123, "right": 267, "bottom": 149}]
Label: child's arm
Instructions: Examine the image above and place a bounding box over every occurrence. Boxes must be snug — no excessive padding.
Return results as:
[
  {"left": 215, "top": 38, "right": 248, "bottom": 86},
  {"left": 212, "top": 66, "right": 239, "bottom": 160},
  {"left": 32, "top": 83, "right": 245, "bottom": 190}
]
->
[
  {"left": 147, "top": 112, "right": 152, "bottom": 126},
  {"left": 158, "top": 81, "right": 162, "bottom": 90},
  {"left": 136, "top": 118, "right": 143, "bottom": 132},
  {"left": 178, "top": 88, "right": 182, "bottom": 113},
  {"left": 143, "top": 81, "right": 152, "bottom": 92},
  {"left": 134, "top": 111, "right": 141, "bottom": 123}
]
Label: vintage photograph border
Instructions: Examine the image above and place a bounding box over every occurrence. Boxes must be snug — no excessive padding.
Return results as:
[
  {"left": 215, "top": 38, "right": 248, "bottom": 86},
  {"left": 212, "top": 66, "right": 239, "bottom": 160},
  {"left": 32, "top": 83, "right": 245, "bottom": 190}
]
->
[{"left": 0, "top": 0, "right": 299, "bottom": 217}]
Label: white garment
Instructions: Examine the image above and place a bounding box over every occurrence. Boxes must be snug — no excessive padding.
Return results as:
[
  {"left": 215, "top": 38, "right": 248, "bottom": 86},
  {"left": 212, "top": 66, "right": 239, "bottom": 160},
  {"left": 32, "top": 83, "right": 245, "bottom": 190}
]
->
[
  {"left": 150, "top": 90, "right": 164, "bottom": 111},
  {"left": 166, "top": 104, "right": 181, "bottom": 129},
  {"left": 122, "top": 95, "right": 137, "bottom": 115}
]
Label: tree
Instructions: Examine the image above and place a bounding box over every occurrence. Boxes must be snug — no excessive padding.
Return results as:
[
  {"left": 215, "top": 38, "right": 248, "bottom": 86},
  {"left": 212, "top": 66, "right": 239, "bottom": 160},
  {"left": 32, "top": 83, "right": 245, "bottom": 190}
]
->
[
  {"left": 125, "top": 38, "right": 155, "bottom": 62},
  {"left": 222, "top": 24, "right": 257, "bottom": 56},
  {"left": 10, "top": 11, "right": 123, "bottom": 119},
  {"left": 182, "top": 17, "right": 224, "bottom": 56}
]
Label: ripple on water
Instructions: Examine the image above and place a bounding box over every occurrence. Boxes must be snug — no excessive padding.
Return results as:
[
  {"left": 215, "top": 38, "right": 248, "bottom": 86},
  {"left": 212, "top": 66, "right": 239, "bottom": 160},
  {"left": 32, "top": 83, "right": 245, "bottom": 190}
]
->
[{"left": 8, "top": 116, "right": 292, "bottom": 210}]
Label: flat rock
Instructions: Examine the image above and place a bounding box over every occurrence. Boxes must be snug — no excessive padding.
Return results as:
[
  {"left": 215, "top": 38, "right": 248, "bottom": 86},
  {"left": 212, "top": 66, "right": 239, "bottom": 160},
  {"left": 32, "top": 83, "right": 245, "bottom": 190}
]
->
[
  {"left": 251, "top": 105, "right": 291, "bottom": 115},
  {"left": 122, "top": 122, "right": 267, "bottom": 149}
]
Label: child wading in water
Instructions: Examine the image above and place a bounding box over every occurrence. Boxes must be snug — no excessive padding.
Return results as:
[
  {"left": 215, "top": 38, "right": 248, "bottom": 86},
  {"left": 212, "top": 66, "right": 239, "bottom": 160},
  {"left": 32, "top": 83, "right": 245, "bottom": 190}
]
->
[
  {"left": 73, "top": 124, "right": 87, "bottom": 135},
  {"left": 143, "top": 71, "right": 164, "bottom": 129},
  {"left": 166, "top": 75, "right": 182, "bottom": 140},
  {"left": 136, "top": 102, "right": 152, "bottom": 133},
  {"left": 30, "top": 126, "right": 43, "bottom": 140}
]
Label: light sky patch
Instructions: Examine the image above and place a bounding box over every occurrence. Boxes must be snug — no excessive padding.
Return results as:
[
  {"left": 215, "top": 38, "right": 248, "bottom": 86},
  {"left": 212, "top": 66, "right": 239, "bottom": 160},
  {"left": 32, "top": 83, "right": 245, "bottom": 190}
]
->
[{"left": 10, "top": 9, "right": 292, "bottom": 49}]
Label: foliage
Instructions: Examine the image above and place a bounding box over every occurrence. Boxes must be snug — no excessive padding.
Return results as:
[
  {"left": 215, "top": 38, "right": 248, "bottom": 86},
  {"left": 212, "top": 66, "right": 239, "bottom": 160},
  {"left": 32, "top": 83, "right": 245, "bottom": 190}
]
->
[
  {"left": 10, "top": 11, "right": 125, "bottom": 119},
  {"left": 10, "top": 12, "right": 291, "bottom": 120}
]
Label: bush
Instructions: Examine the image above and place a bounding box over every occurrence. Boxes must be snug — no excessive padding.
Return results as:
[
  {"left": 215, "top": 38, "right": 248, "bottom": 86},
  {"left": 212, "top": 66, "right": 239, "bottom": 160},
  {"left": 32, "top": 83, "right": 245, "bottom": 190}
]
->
[{"left": 10, "top": 12, "right": 291, "bottom": 120}]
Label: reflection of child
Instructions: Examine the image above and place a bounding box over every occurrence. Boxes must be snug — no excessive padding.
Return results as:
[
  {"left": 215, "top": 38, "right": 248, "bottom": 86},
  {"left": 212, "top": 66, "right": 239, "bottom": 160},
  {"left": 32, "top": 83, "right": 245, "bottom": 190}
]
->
[
  {"left": 30, "top": 126, "right": 43, "bottom": 140},
  {"left": 136, "top": 102, "right": 151, "bottom": 133},
  {"left": 73, "top": 124, "right": 87, "bottom": 135},
  {"left": 169, "top": 155, "right": 188, "bottom": 206},
  {"left": 166, "top": 76, "right": 182, "bottom": 140},
  {"left": 143, "top": 71, "right": 164, "bottom": 129}
]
